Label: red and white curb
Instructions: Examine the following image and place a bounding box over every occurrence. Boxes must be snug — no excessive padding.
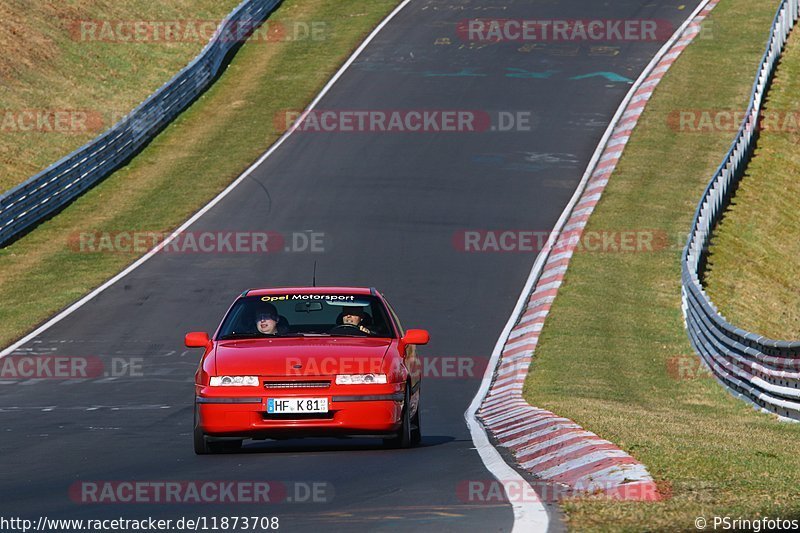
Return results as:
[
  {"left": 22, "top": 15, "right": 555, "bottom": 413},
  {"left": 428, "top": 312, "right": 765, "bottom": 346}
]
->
[{"left": 472, "top": 0, "right": 721, "bottom": 504}]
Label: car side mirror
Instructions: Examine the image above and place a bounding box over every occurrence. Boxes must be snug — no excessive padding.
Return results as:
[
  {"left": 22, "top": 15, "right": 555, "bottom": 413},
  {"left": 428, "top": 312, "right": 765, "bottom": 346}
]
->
[
  {"left": 401, "top": 329, "right": 429, "bottom": 345},
  {"left": 185, "top": 332, "right": 210, "bottom": 348}
]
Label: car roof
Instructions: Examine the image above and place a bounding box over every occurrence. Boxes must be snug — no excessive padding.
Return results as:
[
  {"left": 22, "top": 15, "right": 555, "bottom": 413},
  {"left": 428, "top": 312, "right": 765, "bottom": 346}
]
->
[{"left": 244, "top": 287, "right": 376, "bottom": 297}]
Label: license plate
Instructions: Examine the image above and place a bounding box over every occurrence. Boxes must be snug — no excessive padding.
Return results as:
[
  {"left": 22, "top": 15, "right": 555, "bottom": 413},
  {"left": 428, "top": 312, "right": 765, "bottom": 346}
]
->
[{"left": 267, "top": 397, "right": 328, "bottom": 414}]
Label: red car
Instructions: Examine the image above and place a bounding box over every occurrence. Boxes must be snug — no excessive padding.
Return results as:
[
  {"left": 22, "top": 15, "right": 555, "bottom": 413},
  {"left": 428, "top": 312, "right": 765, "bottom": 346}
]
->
[{"left": 186, "top": 287, "right": 429, "bottom": 454}]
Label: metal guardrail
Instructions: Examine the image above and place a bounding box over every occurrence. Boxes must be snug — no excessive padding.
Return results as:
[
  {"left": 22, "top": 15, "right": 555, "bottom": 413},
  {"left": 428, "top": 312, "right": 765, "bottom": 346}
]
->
[
  {"left": 682, "top": 0, "right": 800, "bottom": 421},
  {"left": 0, "top": 0, "right": 281, "bottom": 247}
]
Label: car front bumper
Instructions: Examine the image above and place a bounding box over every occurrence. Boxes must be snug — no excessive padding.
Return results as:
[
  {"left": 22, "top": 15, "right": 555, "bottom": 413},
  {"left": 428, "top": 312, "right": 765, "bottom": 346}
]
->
[{"left": 196, "top": 382, "right": 406, "bottom": 439}]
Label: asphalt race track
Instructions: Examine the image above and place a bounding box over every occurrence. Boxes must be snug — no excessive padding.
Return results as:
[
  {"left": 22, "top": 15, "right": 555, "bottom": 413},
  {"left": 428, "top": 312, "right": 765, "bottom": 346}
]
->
[{"left": 0, "top": 1, "right": 700, "bottom": 531}]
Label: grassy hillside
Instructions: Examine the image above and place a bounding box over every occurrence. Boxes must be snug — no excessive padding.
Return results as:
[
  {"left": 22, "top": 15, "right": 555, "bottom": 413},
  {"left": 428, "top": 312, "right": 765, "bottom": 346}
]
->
[
  {"left": 0, "top": 0, "right": 401, "bottom": 349},
  {"left": 703, "top": 24, "right": 800, "bottom": 340},
  {"left": 520, "top": 0, "right": 800, "bottom": 530},
  {"left": 0, "top": 0, "right": 240, "bottom": 193}
]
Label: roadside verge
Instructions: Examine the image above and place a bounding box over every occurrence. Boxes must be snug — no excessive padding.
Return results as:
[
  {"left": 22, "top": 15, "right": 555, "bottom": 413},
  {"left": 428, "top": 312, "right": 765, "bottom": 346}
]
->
[
  {"left": 518, "top": 0, "right": 800, "bottom": 529},
  {"left": 0, "top": 0, "right": 401, "bottom": 351},
  {"left": 471, "top": 0, "right": 720, "bottom": 505}
]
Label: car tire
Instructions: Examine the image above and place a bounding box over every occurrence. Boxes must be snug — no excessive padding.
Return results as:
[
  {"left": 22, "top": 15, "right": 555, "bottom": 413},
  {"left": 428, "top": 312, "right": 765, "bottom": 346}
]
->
[
  {"left": 193, "top": 403, "right": 213, "bottom": 455},
  {"left": 383, "top": 386, "right": 412, "bottom": 449},
  {"left": 410, "top": 386, "right": 421, "bottom": 446},
  {"left": 219, "top": 439, "right": 243, "bottom": 452},
  {"left": 194, "top": 404, "right": 243, "bottom": 454}
]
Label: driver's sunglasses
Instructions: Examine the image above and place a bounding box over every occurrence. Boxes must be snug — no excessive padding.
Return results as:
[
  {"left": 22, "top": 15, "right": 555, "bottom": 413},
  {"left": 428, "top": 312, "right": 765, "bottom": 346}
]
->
[{"left": 257, "top": 314, "right": 277, "bottom": 322}]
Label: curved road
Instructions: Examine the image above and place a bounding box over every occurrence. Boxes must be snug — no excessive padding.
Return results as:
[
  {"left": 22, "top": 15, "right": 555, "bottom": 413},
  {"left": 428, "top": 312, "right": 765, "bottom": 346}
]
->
[{"left": 0, "top": 1, "right": 700, "bottom": 531}]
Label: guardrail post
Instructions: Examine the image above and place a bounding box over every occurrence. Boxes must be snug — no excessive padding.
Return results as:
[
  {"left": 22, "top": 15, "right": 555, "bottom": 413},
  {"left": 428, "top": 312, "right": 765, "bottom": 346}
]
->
[
  {"left": 682, "top": 0, "right": 800, "bottom": 421},
  {"left": 0, "top": 0, "right": 282, "bottom": 247}
]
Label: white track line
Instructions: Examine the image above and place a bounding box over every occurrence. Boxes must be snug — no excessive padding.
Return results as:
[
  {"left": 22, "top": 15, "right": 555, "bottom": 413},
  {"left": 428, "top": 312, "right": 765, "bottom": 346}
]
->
[
  {"left": 1, "top": 1, "right": 545, "bottom": 531},
  {"left": 3, "top": 0, "right": 713, "bottom": 530},
  {"left": 466, "top": 0, "right": 714, "bottom": 528},
  {"left": 0, "top": 0, "right": 413, "bottom": 361}
]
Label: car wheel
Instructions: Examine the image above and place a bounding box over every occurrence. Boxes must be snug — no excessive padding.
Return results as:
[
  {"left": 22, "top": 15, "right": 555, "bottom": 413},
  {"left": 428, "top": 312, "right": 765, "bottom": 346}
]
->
[
  {"left": 383, "top": 386, "right": 412, "bottom": 449},
  {"left": 193, "top": 403, "right": 213, "bottom": 455},
  {"left": 218, "top": 439, "right": 243, "bottom": 452},
  {"left": 194, "top": 405, "right": 243, "bottom": 454},
  {"left": 410, "top": 386, "right": 421, "bottom": 446}
]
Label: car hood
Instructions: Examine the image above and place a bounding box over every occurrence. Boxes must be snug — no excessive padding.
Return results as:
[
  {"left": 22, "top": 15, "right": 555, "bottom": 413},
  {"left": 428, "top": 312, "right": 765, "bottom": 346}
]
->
[{"left": 213, "top": 337, "right": 392, "bottom": 377}]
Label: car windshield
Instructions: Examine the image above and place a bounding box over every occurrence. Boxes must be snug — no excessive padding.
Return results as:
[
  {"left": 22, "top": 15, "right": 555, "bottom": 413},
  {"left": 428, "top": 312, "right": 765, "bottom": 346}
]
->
[{"left": 216, "top": 294, "right": 396, "bottom": 339}]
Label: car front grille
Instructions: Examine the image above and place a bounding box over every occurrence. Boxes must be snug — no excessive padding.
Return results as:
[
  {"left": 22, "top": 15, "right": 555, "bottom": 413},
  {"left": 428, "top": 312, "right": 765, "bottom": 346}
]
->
[{"left": 263, "top": 381, "right": 330, "bottom": 389}]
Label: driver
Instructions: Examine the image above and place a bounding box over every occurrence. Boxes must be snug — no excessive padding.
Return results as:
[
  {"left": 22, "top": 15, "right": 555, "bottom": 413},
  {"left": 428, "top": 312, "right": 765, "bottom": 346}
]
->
[
  {"left": 341, "top": 308, "right": 373, "bottom": 335},
  {"left": 255, "top": 303, "right": 280, "bottom": 335}
]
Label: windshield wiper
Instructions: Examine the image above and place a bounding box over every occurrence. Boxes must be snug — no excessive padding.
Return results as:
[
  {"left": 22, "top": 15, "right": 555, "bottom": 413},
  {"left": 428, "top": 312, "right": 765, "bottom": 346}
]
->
[
  {"left": 219, "top": 333, "right": 315, "bottom": 340},
  {"left": 218, "top": 333, "right": 261, "bottom": 340}
]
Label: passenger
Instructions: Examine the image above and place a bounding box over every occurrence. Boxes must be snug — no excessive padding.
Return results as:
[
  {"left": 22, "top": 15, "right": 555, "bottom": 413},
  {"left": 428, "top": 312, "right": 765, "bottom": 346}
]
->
[
  {"left": 341, "top": 308, "right": 373, "bottom": 335},
  {"left": 255, "top": 303, "right": 280, "bottom": 335}
]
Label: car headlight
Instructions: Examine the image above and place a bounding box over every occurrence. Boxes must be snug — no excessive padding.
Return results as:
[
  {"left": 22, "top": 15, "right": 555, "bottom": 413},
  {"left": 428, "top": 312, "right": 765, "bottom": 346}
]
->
[
  {"left": 209, "top": 376, "right": 259, "bottom": 386},
  {"left": 335, "top": 374, "right": 387, "bottom": 385}
]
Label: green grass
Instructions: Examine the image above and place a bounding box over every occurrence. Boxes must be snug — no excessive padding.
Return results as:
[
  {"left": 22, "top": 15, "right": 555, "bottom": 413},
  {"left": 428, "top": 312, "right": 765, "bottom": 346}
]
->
[
  {"left": 521, "top": 0, "right": 800, "bottom": 530},
  {"left": 0, "top": 0, "right": 400, "bottom": 350},
  {"left": 703, "top": 25, "right": 800, "bottom": 340},
  {"left": 4, "top": 0, "right": 797, "bottom": 529},
  {"left": 0, "top": 0, "right": 241, "bottom": 193}
]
